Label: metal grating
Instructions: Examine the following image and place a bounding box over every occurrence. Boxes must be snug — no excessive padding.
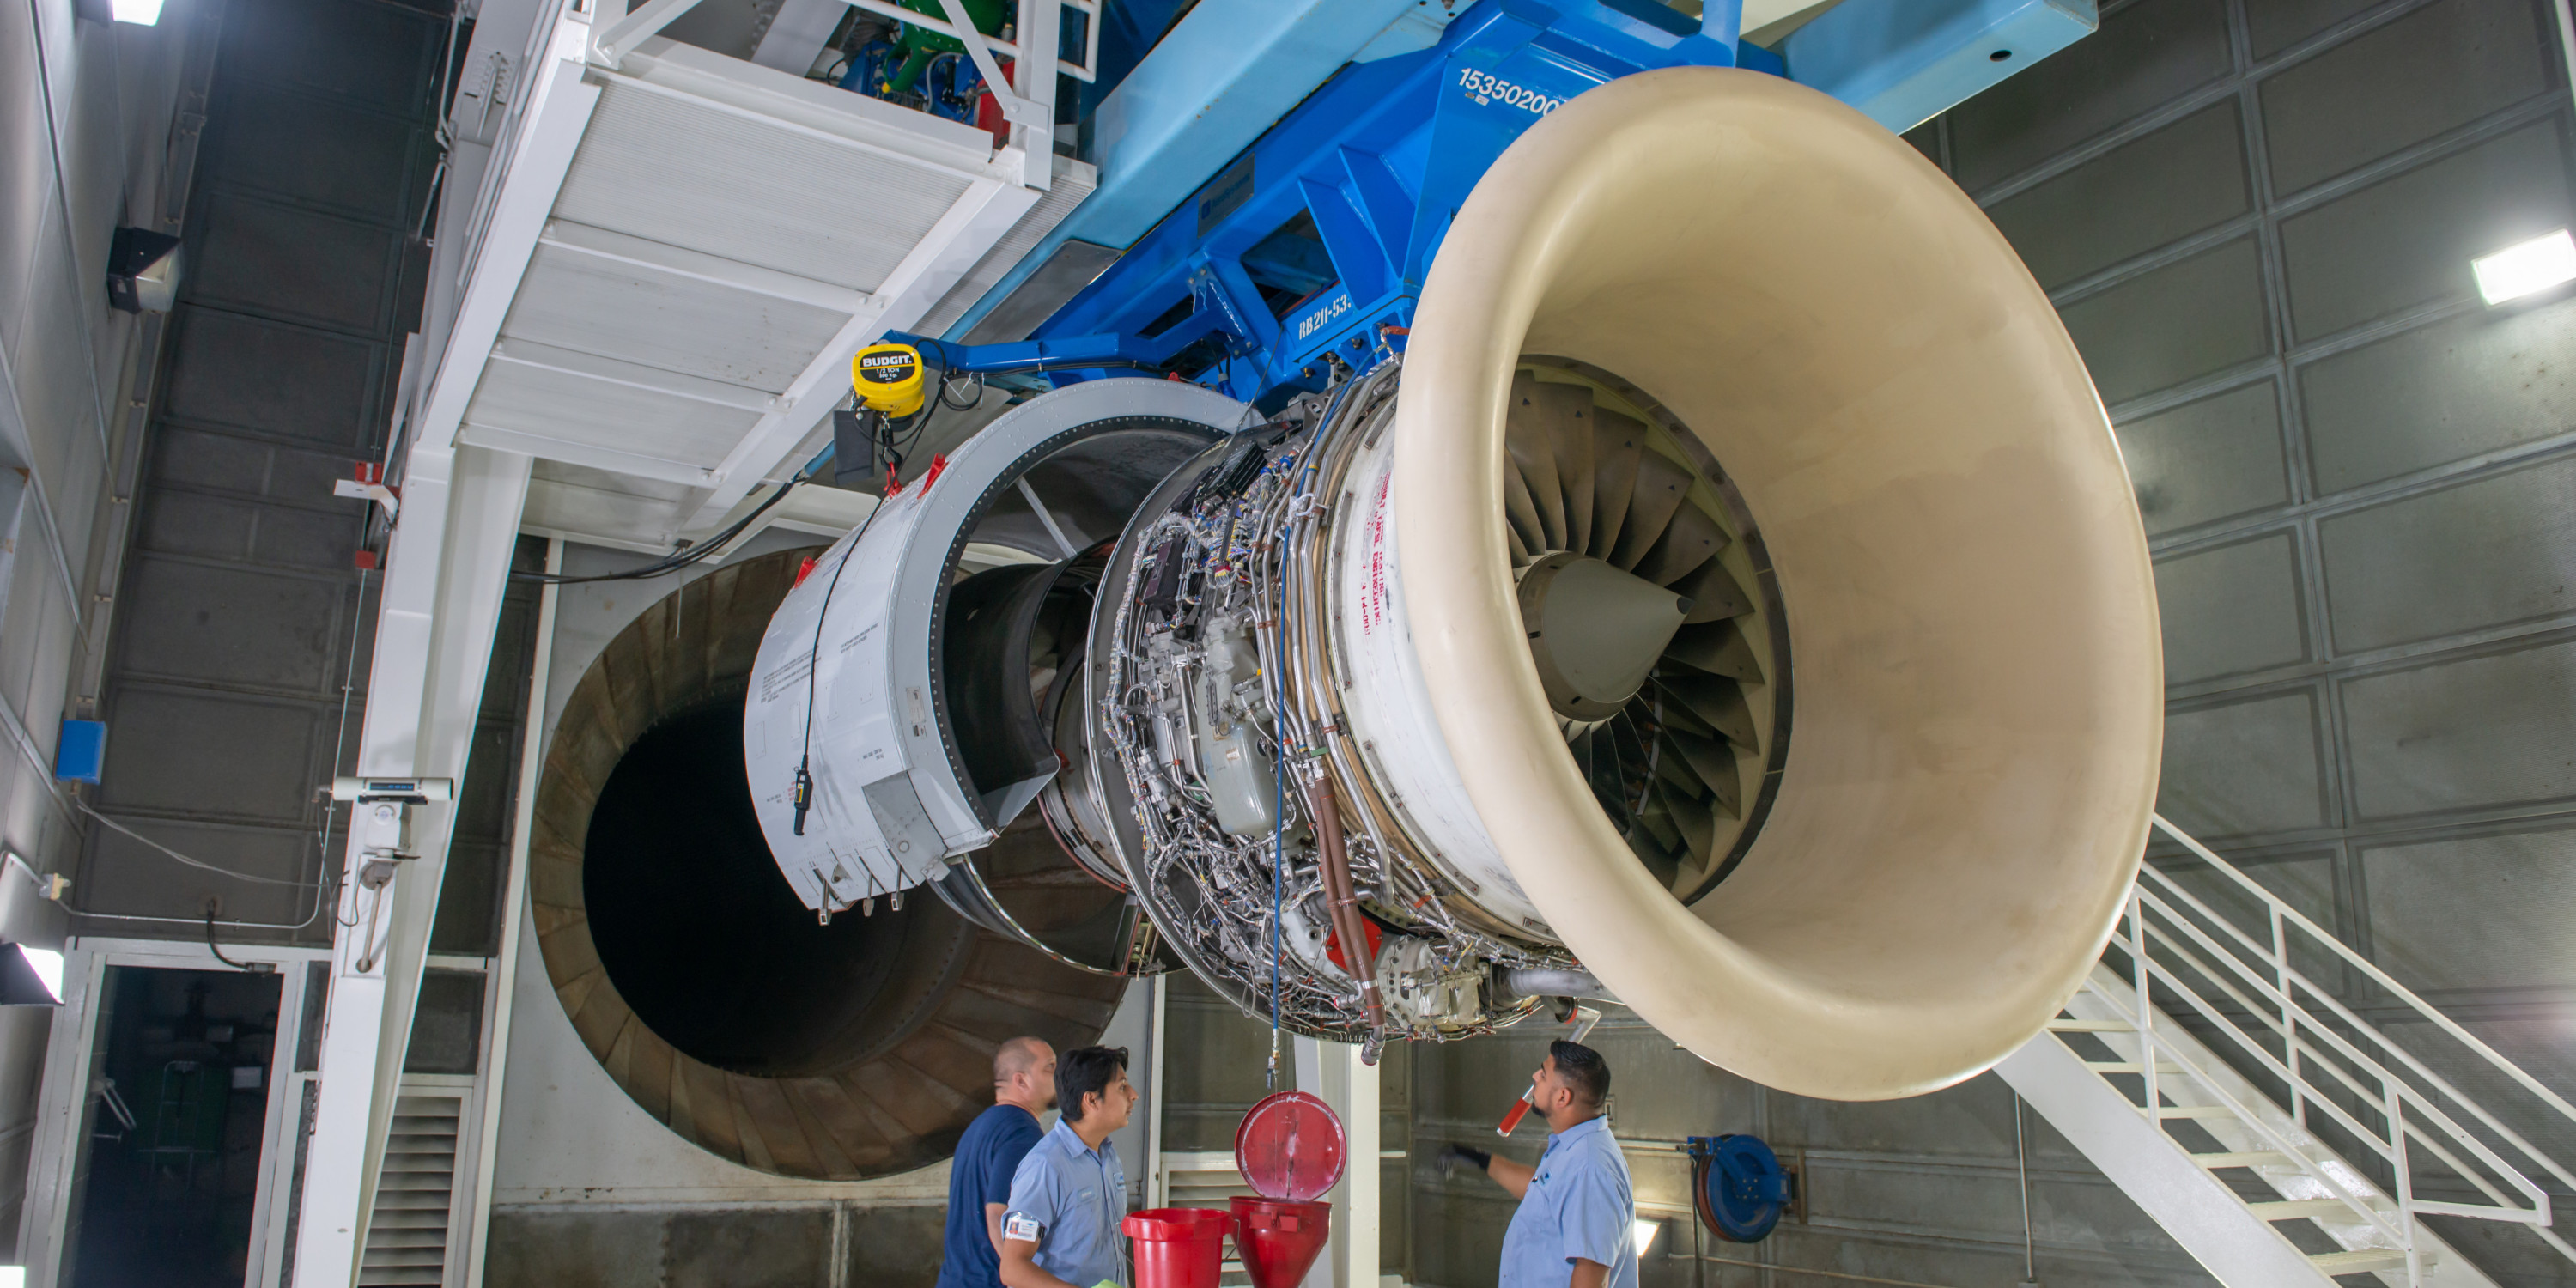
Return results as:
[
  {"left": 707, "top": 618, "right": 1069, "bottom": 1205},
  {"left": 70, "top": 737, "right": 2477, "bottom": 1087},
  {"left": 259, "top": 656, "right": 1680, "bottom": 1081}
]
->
[{"left": 357, "top": 1091, "right": 465, "bottom": 1288}]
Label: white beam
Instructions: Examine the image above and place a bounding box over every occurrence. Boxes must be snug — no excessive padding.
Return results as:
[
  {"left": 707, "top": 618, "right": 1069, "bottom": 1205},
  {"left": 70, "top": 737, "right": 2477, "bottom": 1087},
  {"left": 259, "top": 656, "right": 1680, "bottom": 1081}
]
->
[
  {"left": 293, "top": 445, "right": 534, "bottom": 1288},
  {"left": 457, "top": 538, "right": 562, "bottom": 1288},
  {"left": 536, "top": 219, "right": 874, "bottom": 314},
  {"left": 457, "top": 422, "right": 722, "bottom": 487},
  {"left": 413, "top": 15, "right": 602, "bottom": 460},
  {"left": 677, "top": 172, "right": 1038, "bottom": 531},
  {"left": 1292, "top": 1038, "right": 1381, "bottom": 1288},
  {"left": 591, "top": 0, "right": 711, "bottom": 67}
]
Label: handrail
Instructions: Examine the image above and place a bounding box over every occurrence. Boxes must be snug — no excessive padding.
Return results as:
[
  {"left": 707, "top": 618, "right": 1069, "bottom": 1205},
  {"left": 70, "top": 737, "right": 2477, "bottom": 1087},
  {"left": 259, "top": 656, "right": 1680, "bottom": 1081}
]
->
[
  {"left": 2050, "top": 815, "right": 2576, "bottom": 1286},
  {"left": 2153, "top": 815, "right": 2576, "bottom": 1139}
]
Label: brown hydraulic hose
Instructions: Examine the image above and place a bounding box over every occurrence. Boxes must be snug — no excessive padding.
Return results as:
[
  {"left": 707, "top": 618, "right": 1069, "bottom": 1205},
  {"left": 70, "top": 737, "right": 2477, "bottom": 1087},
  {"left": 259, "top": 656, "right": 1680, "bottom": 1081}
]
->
[{"left": 1304, "top": 778, "right": 1387, "bottom": 1042}]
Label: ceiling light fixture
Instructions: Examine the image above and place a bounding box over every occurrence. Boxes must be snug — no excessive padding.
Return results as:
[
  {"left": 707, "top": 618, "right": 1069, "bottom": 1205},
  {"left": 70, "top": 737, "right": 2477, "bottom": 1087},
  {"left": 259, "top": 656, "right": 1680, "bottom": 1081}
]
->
[
  {"left": 2473, "top": 229, "right": 2576, "bottom": 306},
  {"left": 0, "top": 945, "right": 63, "bottom": 1006},
  {"left": 108, "top": 0, "right": 163, "bottom": 22}
]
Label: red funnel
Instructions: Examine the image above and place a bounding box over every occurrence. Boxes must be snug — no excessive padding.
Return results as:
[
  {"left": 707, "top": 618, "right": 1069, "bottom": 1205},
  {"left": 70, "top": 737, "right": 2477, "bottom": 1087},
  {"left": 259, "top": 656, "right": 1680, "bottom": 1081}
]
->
[{"left": 1231, "top": 1195, "right": 1331, "bottom": 1288}]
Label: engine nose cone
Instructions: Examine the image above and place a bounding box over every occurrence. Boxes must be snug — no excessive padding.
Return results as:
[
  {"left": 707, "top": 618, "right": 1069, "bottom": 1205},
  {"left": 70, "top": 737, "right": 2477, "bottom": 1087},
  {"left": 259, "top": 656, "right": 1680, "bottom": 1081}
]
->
[{"left": 1517, "top": 551, "right": 1692, "bottom": 722}]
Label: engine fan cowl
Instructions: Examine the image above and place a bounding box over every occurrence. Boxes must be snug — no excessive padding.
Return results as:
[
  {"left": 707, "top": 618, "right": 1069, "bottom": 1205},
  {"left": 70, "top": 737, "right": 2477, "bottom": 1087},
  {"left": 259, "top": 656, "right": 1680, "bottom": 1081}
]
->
[{"left": 1391, "top": 67, "right": 2163, "bottom": 1099}]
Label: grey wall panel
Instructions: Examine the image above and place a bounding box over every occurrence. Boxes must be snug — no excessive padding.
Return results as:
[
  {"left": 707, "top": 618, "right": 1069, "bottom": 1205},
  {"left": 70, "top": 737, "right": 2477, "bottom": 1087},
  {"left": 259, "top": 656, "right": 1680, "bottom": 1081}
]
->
[
  {"left": 149, "top": 422, "right": 361, "bottom": 501},
  {"left": 2153, "top": 531, "right": 2309, "bottom": 683},
  {"left": 2361, "top": 823, "right": 2576, "bottom": 990},
  {"left": 215, "top": 0, "right": 445, "bottom": 120},
  {"left": 94, "top": 686, "right": 324, "bottom": 821},
  {"left": 2246, "top": 0, "right": 2385, "bottom": 58},
  {"left": 2159, "top": 690, "right": 2334, "bottom": 837},
  {"left": 2258, "top": 0, "right": 2553, "bottom": 195},
  {"left": 161, "top": 308, "right": 383, "bottom": 447},
  {"left": 2299, "top": 294, "right": 2576, "bottom": 492},
  {"left": 189, "top": 191, "right": 404, "bottom": 334},
  {"left": 2116, "top": 380, "right": 2291, "bottom": 535},
  {"left": 2318, "top": 453, "right": 2576, "bottom": 652},
  {"left": 1945, "top": 0, "right": 2234, "bottom": 193},
  {"left": 82, "top": 820, "right": 321, "bottom": 924},
  {"left": 486, "top": 1202, "right": 936, "bottom": 1288},
  {"left": 1987, "top": 100, "right": 2250, "bottom": 291},
  {"left": 199, "top": 81, "right": 426, "bottom": 223},
  {"left": 664, "top": 1207, "right": 833, "bottom": 1287},
  {"left": 2061, "top": 236, "right": 2272, "bottom": 404},
  {"left": 2343, "top": 637, "right": 2576, "bottom": 819},
  {"left": 487, "top": 1207, "right": 671, "bottom": 1287},
  {"left": 2278, "top": 119, "right": 2573, "bottom": 342},
  {"left": 108, "top": 558, "right": 350, "bottom": 692}
]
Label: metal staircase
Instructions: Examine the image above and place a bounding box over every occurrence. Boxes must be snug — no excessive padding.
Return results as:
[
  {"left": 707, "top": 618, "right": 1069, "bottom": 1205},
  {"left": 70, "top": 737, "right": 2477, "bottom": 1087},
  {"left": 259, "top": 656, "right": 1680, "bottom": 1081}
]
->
[{"left": 1999, "top": 816, "right": 2576, "bottom": 1287}]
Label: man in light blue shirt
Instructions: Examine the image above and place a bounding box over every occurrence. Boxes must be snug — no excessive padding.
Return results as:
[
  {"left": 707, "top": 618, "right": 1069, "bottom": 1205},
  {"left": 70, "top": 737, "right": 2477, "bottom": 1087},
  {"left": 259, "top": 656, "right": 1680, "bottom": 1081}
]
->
[
  {"left": 1441, "top": 1040, "right": 1637, "bottom": 1288},
  {"left": 1000, "top": 1044, "right": 1136, "bottom": 1288}
]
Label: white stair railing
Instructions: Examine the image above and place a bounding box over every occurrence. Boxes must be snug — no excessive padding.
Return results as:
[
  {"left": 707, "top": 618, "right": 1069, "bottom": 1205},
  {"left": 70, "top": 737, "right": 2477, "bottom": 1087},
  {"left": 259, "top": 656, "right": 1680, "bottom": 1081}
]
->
[{"left": 2053, "top": 814, "right": 2576, "bottom": 1285}]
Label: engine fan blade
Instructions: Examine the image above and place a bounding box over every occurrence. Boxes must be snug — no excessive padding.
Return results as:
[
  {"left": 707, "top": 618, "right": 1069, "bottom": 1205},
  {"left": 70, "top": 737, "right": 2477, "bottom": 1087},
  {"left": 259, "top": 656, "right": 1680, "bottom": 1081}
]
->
[
  {"left": 1665, "top": 729, "right": 1742, "bottom": 817},
  {"left": 1506, "top": 374, "right": 1570, "bottom": 550},
  {"left": 1662, "top": 784, "right": 1719, "bottom": 864},
  {"left": 1635, "top": 789, "right": 1682, "bottom": 852},
  {"left": 1609, "top": 448, "right": 1695, "bottom": 572},
  {"left": 1504, "top": 459, "right": 1546, "bottom": 559},
  {"left": 1527, "top": 380, "right": 1597, "bottom": 553},
  {"left": 1589, "top": 410, "right": 1645, "bottom": 561},
  {"left": 1656, "top": 671, "right": 1760, "bottom": 751},
  {"left": 1673, "top": 556, "right": 1753, "bottom": 624},
  {"left": 1633, "top": 498, "right": 1730, "bottom": 587},
  {"left": 1626, "top": 829, "right": 1680, "bottom": 890},
  {"left": 1665, "top": 620, "right": 1765, "bottom": 683}
]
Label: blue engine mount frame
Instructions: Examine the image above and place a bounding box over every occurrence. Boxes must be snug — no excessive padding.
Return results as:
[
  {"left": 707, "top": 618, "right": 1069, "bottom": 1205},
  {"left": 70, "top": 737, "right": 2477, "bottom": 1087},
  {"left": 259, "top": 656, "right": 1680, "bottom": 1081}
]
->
[{"left": 884, "top": 0, "right": 2093, "bottom": 411}]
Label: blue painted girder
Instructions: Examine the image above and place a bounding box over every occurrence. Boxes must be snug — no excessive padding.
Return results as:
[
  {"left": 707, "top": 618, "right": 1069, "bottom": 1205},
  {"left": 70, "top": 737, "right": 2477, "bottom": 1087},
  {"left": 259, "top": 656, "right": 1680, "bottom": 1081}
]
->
[{"left": 1022, "top": 0, "right": 1747, "bottom": 408}]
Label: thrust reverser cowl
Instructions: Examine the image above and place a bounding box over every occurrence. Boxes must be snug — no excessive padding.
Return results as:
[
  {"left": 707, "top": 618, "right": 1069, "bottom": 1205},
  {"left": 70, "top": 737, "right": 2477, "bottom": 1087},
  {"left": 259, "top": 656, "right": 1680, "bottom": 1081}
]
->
[{"left": 743, "top": 378, "right": 1246, "bottom": 917}]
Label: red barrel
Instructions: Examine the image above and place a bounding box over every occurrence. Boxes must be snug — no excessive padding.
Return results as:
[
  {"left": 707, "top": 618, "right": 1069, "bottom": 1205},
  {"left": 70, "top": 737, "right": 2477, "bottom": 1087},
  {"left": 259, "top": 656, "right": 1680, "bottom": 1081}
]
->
[
  {"left": 1123, "top": 1206, "right": 1231, "bottom": 1288},
  {"left": 1230, "top": 1195, "right": 1332, "bottom": 1288}
]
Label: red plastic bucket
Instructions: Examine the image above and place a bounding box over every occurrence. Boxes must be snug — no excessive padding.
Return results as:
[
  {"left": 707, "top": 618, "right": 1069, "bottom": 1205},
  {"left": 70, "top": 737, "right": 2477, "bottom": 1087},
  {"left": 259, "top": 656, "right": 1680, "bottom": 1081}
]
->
[
  {"left": 1123, "top": 1206, "right": 1231, "bottom": 1288},
  {"left": 1230, "top": 1195, "right": 1333, "bottom": 1288}
]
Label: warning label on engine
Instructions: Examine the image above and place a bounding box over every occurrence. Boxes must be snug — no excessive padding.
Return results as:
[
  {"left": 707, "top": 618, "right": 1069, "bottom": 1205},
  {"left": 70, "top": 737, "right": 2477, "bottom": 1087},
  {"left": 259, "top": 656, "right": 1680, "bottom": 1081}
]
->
[{"left": 1359, "top": 473, "right": 1392, "bottom": 635}]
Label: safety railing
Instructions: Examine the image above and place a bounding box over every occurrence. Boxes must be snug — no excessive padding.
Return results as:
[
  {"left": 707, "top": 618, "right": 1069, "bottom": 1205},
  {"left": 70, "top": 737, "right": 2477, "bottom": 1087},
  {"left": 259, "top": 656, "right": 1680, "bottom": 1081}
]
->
[{"left": 2069, "top": 814, "right": 2576, "bottom": 1285}]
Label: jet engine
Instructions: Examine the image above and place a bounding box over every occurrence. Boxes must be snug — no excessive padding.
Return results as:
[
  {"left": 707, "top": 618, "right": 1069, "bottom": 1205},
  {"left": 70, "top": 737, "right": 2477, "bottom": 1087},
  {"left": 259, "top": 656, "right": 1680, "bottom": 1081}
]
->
[{"left": 739, "top": 67, "right": 2161, "bottom": 1103}]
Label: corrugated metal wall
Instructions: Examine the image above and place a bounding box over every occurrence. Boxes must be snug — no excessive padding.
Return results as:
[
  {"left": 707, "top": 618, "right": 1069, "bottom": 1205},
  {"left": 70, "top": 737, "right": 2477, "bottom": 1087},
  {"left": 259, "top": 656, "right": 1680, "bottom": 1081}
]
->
[{"left": 1405, "top": 0, "right": 2576, "bottom": 1285}]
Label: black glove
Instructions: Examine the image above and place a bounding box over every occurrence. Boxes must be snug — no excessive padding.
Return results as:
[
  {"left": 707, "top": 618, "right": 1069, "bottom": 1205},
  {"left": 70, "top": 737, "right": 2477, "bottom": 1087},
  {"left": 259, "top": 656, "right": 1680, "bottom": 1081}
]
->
[{"left": 1437, "top": 1143, "right": 1492, "bottom": 1179}]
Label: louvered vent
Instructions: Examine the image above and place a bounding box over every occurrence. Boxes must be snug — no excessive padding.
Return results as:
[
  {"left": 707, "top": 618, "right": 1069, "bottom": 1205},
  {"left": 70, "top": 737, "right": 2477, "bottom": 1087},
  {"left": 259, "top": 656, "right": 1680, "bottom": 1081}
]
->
[{"left": 357, "top": 1092, "right": 464, "bottom": 1287}]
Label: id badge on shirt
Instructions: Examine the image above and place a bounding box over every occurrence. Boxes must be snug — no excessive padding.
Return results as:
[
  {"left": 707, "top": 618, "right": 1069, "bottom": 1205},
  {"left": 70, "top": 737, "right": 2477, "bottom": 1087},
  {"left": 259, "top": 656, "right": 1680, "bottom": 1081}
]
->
[{"left": 1004, "top": 1212, "right": 1042, "bottom": 1242}]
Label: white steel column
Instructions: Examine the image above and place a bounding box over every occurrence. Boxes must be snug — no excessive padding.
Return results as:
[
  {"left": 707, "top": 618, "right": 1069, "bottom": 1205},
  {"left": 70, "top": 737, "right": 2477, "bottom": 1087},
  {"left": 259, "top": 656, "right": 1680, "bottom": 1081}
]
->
[
  {"left": 292, "top": 443, "right": 533, "bottom": 1288},
  {"left": 1292, "top": 1038, "right": 1381, "bottom": 1288},
  {"left": 458, "top": 538, "right": 561, "bottom": 1288}
]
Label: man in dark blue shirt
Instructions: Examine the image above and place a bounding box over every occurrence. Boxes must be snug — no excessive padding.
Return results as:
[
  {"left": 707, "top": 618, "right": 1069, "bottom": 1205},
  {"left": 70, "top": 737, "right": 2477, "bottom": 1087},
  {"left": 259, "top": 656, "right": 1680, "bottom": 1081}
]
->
[{"left": 939, "top": 1036, "right": 1058, "bottom": 1288}]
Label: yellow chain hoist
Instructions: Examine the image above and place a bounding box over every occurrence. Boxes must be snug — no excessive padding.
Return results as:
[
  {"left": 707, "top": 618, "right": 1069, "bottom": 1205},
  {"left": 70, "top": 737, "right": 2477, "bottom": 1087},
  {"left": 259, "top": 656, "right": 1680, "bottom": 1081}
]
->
[{"left": 852, "top": 343, "right": 927, "bottom": 418}]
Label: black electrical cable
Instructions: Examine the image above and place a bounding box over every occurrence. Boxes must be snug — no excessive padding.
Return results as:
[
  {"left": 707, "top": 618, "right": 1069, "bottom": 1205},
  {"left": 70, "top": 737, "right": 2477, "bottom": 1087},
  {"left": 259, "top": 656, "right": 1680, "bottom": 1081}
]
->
[
  {"left": 789, "top": 497, "right": 888, "bottom": 837},
  {"left": 510, "top": 466, "right": 812, "bottom": 585},
  {"left": 206, "top": 908, "right": 264, "bottom": 971}
]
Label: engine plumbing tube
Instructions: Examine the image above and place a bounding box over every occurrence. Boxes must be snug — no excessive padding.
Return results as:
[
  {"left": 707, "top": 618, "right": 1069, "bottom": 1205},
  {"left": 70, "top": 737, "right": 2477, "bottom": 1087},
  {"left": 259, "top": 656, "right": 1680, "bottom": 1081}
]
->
[{"left": 1304, "top": 777, "right": 1386, "bottom": 1047}]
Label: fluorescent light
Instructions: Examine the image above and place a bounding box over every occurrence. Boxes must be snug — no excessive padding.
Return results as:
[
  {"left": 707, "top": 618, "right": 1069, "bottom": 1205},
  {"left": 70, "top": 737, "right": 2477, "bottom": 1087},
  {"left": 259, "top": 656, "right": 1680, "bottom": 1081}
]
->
[
  {"left": 21, "top": 949, "right": 60, "bottom": 1003},
  {"left": 1633, "top": 1217, "right": 1661, "bottom": 1255},
  {"left": 109, "top": 0, "right": 163, "bottom": 22},
  {"left": 0, "top": 1265, "right": 25, "bottom": 1288},
  {"left": 2474, "top": 229, "right": 2576, "bottom": 306}
]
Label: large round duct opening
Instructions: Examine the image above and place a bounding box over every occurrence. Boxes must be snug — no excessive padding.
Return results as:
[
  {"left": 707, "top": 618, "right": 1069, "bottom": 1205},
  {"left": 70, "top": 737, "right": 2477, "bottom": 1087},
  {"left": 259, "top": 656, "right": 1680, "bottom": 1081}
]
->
[
  {"left": 583, "top": 691, "right": 954, "bottom": 1078},
  {"left": 532, "top": 548, "right": 1127, "bottom": 1179}
]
